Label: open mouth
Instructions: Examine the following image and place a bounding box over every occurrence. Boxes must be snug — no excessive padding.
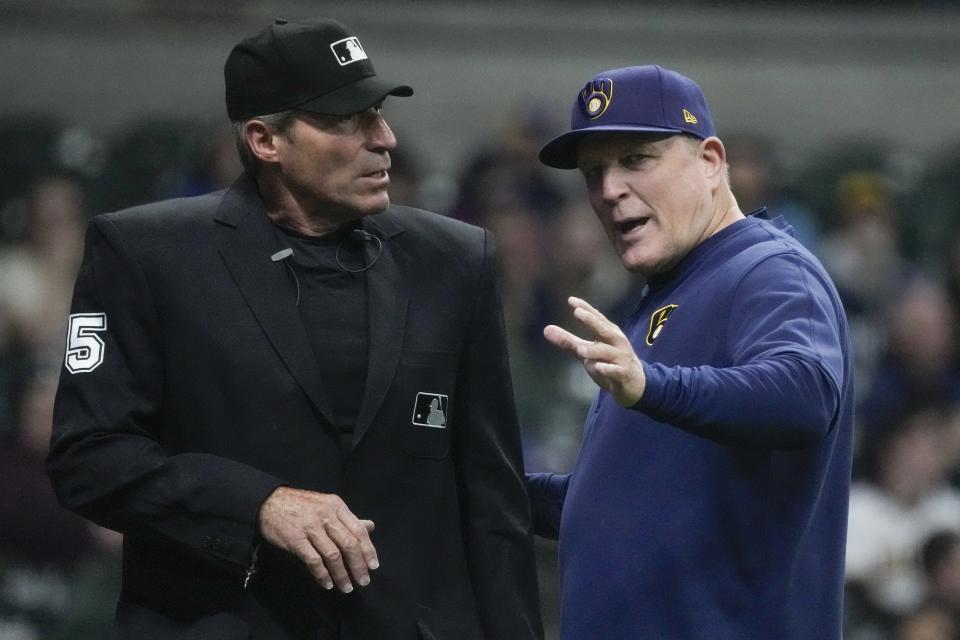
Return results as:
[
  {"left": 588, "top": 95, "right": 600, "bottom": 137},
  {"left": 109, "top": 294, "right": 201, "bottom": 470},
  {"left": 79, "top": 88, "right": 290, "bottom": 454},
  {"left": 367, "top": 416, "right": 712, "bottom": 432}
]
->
[{"left": 618, "top": 217, "right": 650, "bottom": 234}]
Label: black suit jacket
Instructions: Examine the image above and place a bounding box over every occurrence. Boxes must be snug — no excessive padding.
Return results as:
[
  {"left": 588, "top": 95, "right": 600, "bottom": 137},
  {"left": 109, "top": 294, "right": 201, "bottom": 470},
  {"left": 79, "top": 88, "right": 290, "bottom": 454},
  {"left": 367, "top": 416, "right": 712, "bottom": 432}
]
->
[{"left": 48, "top": 175, "right": 543, "bottom": 640}]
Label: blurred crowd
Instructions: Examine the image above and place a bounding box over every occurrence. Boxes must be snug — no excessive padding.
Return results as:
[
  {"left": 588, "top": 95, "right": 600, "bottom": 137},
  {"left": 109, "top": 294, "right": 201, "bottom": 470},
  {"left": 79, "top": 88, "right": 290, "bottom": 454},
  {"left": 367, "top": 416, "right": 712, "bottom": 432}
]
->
[{"left": 1, "top": 107, "right": 959, "bottom": 639}]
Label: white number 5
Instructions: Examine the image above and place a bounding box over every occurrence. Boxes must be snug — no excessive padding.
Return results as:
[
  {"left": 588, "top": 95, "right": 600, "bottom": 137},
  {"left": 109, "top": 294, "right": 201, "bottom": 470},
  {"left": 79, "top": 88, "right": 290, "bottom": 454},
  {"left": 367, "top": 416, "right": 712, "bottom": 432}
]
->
[{"left": 65, "top": 313, "right": 108, "bottom": 373}]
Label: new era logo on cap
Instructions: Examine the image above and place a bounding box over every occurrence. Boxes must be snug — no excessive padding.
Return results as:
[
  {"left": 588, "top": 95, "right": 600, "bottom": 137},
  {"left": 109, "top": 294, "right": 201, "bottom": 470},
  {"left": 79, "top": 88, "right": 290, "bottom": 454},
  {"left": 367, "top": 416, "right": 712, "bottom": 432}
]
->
[{"left": 330, "top": 37, "right": 368, "bottom": 66}]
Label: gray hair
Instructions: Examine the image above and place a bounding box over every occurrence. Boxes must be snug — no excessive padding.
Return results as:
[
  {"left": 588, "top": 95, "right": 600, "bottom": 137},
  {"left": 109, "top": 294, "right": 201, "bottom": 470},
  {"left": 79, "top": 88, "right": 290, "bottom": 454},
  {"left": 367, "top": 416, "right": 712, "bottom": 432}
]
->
[{"left": 231, "top": 110, "right": 298, "bottom": 175}]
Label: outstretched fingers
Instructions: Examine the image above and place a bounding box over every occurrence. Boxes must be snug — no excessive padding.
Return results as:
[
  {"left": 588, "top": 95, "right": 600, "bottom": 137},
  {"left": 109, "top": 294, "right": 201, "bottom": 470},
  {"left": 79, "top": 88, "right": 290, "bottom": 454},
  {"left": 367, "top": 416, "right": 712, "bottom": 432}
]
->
[
  {"left": 575, "top": 339, "right": 619, "bottom": 363},
  {"left": 544, "top": 295, "right": 648, "bottom": 407},
  {"left": 543, "top": 324, "right": 592, "bottom": 356},
  {"left": 570, "top": 299, "right": 626, "bottom": 347}
]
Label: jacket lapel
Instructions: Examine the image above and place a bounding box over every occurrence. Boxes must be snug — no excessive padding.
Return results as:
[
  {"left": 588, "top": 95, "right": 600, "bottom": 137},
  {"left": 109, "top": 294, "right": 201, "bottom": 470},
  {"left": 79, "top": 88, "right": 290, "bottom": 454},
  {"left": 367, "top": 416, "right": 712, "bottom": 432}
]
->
[
  {"left": 214, "top": 175, "right": 337, "bottom": 431},
  {"left": 353, "top": 212, "right": 409, "bottom": 448}
]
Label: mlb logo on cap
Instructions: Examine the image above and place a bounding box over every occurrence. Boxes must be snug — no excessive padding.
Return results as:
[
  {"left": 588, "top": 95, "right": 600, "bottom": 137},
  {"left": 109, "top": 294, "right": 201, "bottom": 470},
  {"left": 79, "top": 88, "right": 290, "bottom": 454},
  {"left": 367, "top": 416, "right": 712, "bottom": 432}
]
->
[{"left": 330, "top": 37, "right": 368, "bottom": 66}]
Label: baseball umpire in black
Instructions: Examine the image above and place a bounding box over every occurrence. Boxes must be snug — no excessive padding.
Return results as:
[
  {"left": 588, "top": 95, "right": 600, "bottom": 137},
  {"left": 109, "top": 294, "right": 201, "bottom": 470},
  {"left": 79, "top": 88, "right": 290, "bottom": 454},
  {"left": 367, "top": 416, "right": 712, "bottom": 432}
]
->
[{"left": 47, "top": 18, "right": 543, "bottom": 640}]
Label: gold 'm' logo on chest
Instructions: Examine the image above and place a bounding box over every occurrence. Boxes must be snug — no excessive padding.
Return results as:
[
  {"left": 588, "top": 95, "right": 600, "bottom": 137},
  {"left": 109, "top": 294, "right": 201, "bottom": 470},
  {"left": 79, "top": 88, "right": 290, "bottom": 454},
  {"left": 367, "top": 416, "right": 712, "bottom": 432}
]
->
[{"left": 646, "top": 304, "right": 678, "bottom": 346}]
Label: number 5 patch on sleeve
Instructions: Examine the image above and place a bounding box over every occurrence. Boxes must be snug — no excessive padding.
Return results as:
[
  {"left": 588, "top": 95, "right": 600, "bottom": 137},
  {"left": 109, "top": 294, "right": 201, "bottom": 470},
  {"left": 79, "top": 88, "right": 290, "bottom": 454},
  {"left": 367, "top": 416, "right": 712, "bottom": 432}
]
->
[{"left": 65, "top": 313, "right": 108, "bottom": 373}]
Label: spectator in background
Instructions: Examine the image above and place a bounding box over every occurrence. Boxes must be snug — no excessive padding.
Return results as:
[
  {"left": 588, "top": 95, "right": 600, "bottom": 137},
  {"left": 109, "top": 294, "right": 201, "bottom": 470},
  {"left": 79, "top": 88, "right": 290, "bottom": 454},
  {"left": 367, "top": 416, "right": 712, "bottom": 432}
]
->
[
  {"left": 819, "top": 171, "right": 915, "bottom": 395},
  {"left": 895, "top": 604, "right": 957, "bottom": 640},
  {"left": 944, "top": 225, "right": 960, "bottom": 318},
  {"left": 847, "top": 405, "right": 960, "bottom": 619},
  {"left": 543, "top": 201, "right": 637, "bottom": 323},
  {"left": 484, "top": 206, "right": 551, "bottom": 353},
  {"left": 858, "top": 279, "right": 960, "bottom": 442},
  {"left": 447, "top": 103, "right": 564, "bottom": 227},
  {"left": 176, "top": 124, "right": 243, "bottom": 197},
  {"left": 922, "top": 530, "right": 960, "bottom": 626},
  {"left": 0, "top": 174, "right": 87, "bottom": 369},
  {"left": 725, "top": 132, "right": 820, "bottom": 253},
  {"left": 819, "top": 170, "right": 907, "bottom": 313},
  {"left": 909, "top": 141, "right": 960, "bottom": 271},
  {"left": 513, "top": 201, "right": 640, "bottom": 473},
  {"left": 0, "top": 155, "right": 110, "bottom": 640},
  {"left": 0, "top": 305, "right": 28, "bottom": 443},
  {"left": 0, "top": 372, "right": 119, "bottom": 640}
]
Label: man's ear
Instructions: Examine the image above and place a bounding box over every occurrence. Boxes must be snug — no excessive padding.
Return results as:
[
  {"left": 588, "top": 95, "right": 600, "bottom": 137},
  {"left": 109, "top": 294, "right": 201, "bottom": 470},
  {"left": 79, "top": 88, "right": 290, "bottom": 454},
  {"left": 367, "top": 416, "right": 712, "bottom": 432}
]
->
[
  {"left": 699, "top": 136, "right": 727, "bottom": 187},
  {"left": 245, "top": 119, "right": 284, "bottom": 165}
]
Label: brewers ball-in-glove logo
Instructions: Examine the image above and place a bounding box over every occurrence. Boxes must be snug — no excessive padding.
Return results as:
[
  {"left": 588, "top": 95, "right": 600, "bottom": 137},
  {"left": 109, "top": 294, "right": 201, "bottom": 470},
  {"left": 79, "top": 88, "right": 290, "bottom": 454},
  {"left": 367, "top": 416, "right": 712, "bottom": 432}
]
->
[
  {"left": 646, "top": 304, "right": 678, "bottom": 346},
  {"left": 579, "top": 78, "right": 614, "bottom": 119}
]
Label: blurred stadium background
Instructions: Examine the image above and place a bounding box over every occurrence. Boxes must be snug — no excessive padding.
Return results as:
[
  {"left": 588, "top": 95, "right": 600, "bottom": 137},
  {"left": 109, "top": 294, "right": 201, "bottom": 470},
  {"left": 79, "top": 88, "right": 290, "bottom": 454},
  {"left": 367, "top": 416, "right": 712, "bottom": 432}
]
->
[{"left": 2, "top": 1, "right": 960, "bottom": 639}]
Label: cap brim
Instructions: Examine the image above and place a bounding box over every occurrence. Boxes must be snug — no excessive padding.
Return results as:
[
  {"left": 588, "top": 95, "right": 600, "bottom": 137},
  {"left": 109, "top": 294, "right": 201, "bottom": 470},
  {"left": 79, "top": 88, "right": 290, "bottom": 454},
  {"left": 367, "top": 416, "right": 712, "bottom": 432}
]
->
[
  {"left": 296, "top": 76, "right": 413, "bottom": 116},
  {"left": 538, "top": 125, "right": 683, "bottom": 169}
]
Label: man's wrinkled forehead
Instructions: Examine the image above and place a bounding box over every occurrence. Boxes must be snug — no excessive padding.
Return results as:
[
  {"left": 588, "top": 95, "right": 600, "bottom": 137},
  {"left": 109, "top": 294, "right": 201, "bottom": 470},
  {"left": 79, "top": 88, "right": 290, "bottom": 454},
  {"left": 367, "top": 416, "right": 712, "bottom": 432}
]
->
[{"left": 575, "top": 131, "right": 679, "bottom": 168}]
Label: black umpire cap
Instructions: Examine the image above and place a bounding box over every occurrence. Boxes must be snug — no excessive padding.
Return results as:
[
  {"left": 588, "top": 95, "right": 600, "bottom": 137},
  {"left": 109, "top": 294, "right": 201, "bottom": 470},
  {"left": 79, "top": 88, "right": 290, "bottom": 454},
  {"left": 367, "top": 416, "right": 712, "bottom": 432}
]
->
[{"left": 224, "top": 18, "right": 413, "bottom": 120}]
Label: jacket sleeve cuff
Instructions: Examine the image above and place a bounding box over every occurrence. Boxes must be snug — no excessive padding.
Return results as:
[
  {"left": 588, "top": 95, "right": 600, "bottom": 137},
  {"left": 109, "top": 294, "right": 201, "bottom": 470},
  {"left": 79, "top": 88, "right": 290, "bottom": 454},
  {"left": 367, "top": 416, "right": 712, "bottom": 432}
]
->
[{"left": 632, "top": 361, "right": 668, "bottom": 414}]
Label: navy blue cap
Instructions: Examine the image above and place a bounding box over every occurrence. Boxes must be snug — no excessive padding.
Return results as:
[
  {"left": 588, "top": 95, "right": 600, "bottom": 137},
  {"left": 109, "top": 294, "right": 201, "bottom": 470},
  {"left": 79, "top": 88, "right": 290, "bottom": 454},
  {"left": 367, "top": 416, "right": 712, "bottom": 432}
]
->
[{"left": 539, "top": 65, "right": 716, "bottom": 169}]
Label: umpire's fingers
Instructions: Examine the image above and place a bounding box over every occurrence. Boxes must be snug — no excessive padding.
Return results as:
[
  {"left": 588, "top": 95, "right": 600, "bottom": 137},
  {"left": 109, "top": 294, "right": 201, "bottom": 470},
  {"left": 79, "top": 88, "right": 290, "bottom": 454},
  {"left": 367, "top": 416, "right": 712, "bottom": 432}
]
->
[
  {"left": 324, "top": 519, "right": 371, "bottom": 589},
  {"left": 339, "top": 511, "right": 380, "bottom": 571},
  {"left": 293, "top": 538, "right": 334, "bottom": 591},
  {"left": 307, "top": 528, "right": 355, "bottom": 593}
]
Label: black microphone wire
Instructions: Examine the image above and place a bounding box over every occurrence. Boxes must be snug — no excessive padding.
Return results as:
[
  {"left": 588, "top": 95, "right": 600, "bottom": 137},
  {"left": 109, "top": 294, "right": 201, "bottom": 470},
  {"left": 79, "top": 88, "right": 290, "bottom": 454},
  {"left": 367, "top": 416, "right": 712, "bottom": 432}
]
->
[
  {"left": 271, "top": 228, "right": 381, "bottom": 307},
  {"left": 336, "top": 229, "right": 383, "bottom": 273}
]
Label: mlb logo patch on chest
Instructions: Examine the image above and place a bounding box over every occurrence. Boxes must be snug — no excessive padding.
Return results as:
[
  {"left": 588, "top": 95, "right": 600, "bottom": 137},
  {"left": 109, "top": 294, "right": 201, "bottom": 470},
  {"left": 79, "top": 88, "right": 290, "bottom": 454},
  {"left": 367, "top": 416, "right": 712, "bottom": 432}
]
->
[{"left": 412, "top": 392, "right": 448, "bottom": 428}]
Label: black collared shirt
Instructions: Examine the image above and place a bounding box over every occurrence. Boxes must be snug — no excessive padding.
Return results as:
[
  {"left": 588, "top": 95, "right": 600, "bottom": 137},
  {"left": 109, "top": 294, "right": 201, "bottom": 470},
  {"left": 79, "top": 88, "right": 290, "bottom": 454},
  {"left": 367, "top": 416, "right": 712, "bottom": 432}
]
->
[{"left": 275, "top": 222, "right": 369, "bottom": 447}]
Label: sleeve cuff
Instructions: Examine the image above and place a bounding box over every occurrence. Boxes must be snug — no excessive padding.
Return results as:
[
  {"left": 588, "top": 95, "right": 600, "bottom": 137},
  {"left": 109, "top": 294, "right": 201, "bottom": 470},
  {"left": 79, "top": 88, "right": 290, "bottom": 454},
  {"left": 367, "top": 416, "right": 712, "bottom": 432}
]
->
[{"left": 632, "top": 361, "right": 668, "bottom": 413}]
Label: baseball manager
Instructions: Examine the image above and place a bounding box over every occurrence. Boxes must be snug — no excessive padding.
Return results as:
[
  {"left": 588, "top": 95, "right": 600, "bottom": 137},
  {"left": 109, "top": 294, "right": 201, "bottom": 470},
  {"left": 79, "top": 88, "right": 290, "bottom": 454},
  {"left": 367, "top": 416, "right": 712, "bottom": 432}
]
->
[{"left": 526, "top": 65, "right": 854, "bottom": 639}]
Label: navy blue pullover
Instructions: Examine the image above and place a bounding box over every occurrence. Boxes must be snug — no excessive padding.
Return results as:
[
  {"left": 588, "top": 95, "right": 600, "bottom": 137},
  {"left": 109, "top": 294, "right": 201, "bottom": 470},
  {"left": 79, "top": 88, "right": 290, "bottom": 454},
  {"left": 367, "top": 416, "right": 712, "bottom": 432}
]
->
[{"left": 528, "top": 211, "right": 853, "bottom": 639}]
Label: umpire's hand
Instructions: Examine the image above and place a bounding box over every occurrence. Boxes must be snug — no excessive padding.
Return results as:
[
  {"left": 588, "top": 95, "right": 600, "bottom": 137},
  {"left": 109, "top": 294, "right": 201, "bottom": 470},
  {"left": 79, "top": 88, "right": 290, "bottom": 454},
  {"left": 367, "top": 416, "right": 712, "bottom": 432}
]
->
[
  {"left": 258, "top": 487, "right": 379, "bottom": 593},
  {"left": 545, "top": 296, "right": 647, "bottom": 407}
]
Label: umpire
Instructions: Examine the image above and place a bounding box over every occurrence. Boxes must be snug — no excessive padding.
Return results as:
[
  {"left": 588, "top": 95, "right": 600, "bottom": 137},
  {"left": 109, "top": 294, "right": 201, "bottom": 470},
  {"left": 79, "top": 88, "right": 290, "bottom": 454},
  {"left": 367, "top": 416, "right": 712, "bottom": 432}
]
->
[
  {"left": 48, "top": 18, "right": 542, "bottom": 640},
  {"left": 527, "top": 66, "right": 854, "bottom": 639}
]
